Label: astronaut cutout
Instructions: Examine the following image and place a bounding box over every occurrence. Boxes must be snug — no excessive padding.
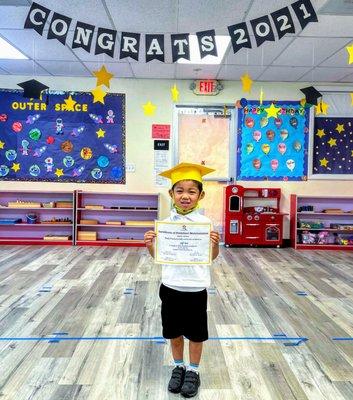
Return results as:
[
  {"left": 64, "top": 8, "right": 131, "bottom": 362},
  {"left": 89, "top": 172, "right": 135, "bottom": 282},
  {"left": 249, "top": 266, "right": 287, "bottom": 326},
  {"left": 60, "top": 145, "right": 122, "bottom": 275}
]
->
[
  {"left": 56, "top": 118, "right": 64, "bottom": 135},
  {"left": 44, "top": 157, "right": 54, "bottom": 172},
  {"left": 106, "top": 110, "right": 115, "bottom": 124},
  {"left": 21, "top": 140, "right": 30, "bottom": 156}
]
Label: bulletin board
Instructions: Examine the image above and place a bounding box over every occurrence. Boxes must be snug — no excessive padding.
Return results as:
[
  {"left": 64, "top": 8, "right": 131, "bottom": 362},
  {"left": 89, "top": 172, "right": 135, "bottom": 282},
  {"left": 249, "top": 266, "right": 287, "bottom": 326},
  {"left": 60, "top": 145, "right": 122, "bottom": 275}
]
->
[
  {"left": 0, "top": 89, "right": 125, "bottom": 183},
  {"left": 236, "top": 101, "right": 310, "bottom": 181}
]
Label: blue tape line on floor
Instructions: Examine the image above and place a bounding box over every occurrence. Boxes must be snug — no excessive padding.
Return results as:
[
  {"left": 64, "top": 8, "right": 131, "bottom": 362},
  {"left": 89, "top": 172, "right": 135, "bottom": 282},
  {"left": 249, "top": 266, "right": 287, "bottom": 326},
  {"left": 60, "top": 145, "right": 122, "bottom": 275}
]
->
[
  {"left": 332, "top": 337, "right": 353, "bottom": 341},
  {"left": 0, "top": 336, "right": 308, "bottom": 343}
]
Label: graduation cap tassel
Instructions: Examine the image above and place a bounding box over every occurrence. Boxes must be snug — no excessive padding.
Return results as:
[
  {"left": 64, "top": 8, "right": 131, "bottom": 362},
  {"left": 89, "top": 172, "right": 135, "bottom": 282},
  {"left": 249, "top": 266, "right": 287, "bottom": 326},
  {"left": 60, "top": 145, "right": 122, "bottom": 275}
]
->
[{"left": 45, "top": 92, "right": 49, "bottom": 105}]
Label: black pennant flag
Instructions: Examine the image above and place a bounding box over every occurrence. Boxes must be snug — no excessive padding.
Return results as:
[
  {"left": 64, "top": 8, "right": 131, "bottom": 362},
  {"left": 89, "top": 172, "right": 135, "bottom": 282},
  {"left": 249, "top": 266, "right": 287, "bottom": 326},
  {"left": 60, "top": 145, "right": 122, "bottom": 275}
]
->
[
  {"left": 95, "top": 28, "right": 117, "bottom": 58},
  {"left": 250, "top": 15, "right": 275, "bottom": 47},
  {"left": 47, "top": 12, "right": 72, "bottom": 45},
  {"left": 196, "top": 29, "right": 217, "bottom": 59},
  {"left": 146, "top": 34, "right": 165, "bottom": 62},
  {"left": 24, "top": 2, "right": 50, "bottom": 35},
  {"left": 271, "top": 7, "right": 295, "bottom": 39},
  {"left": 227, "top": 22, "right": 251, "bottom": 54},
  {"left": 120, "top": 32, "right": 140, "bottom": 61},
  {"left": 72, "top": 21, "right": 95, "bottom": 53},
  {"left": 291, "top": 0, "right": 318, "bottom": 30},
  {"left": 171, "top": 33, "right": 190, "bottom": 62}
]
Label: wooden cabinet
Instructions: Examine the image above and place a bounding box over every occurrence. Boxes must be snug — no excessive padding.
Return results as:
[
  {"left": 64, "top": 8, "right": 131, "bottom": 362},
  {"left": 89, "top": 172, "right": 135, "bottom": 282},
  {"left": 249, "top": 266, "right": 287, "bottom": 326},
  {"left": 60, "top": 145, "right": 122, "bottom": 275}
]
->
[
  {"left": 75, "top": 191, "right": 159, "bottom": 246},
  {"left": 0, "top": 191, "right": 74, "bottom": 245},
  {"left": 290, "top": 195, "right": 353, "bottom": 250}
]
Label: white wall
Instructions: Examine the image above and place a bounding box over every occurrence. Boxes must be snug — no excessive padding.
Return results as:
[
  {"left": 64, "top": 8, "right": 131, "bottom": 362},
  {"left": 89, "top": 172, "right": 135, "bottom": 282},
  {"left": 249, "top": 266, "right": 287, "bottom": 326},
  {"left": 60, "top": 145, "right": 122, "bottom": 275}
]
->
[{"left": 0, "top": 76, "right": 352, "bottom": 238}]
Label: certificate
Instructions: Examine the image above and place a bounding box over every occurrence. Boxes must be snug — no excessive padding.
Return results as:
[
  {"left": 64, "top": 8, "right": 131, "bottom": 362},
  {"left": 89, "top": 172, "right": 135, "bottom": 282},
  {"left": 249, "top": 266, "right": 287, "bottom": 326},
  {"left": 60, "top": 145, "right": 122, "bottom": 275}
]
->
[{"left": 155, "top": 221, "right": 212, "bottom": 265}]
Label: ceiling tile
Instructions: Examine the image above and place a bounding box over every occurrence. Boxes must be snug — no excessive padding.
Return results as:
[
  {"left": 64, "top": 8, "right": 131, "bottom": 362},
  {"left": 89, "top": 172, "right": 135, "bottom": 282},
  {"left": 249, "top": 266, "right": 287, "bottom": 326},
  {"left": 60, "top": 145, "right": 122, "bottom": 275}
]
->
[
  {"left": 130, "top": 62, "right": 175, "bottom": 79},
  {"left": 35, "top": 61, "right": 90, "bottom": 76},
  {"left": 299, "top": 67, "right": 353, "bottom": 82},
  {"left": 298, "top": 15, "right": 353, "bottom": 37},
  {"left": 176, "top": 64, "right": 221, "bottom": 80},
  {"left": 217, "top": 65, "right": 265, "bottom": 80},
  {"left": 258, "top": 66, "right": 311, "bottom": 81},
  {"left": 0, "top": 59, "right": 48, "bottom": 75},
  {"left": 320, "top": 43, "right": 353, "bottom": 67},
  {"left": 0, "top": 5, "right": 29, "bottom": 29},
  {"left": 83, "top": 62, "right": 134, "bottom": 78}
]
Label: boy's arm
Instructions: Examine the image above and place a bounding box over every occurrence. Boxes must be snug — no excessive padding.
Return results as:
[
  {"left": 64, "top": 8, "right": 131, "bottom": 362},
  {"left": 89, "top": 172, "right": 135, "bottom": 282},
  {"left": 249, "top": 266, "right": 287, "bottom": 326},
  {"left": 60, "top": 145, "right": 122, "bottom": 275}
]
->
[
  {"left": 210, "top": 231, "right": 220, "bottom": 260},
  {"left": 144, "top": 230, "right": 156, "bottom": 258}
]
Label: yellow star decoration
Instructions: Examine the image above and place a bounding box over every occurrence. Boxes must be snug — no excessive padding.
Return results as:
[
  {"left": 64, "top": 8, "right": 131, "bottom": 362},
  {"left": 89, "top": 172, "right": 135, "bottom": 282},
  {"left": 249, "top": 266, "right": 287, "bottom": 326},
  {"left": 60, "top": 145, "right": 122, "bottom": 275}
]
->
[
  {"left": 64, "top": 95, "right": 77, "bottom": 111},
  {"left": 300, "top": 98, "right": 306, "bottom": 107},
  {"left": 93, "top": 65, "right": 114, "bottom": 89},
  {"left": 346, "top": 43, "right": 353, "bottom": 64},
  {"left": 96, "top": 128, "right": 106, "bottom": 138},
  {"left": 90, "top": 86, "right": 107, "bottom": 104},
  {"left": 240, "top": 73, "right": 253, "bottom": 93},
  {"left": 316, "top": 129, "right": 325, "bottom": 138},
  {"left": 11, "top": 163, "right": 20, "bottom": 172},
  {"left": 0, "top": 140, "right": 4, "bottom": 149},
  {"left": 264, "top": 103, "right": 281, "bottom": 119},
  {"left": 327, "top": 137, "right": 337, "bottom": 147},
  {"left": 55, "top": 168, "right": 64, "bottom": 178},
  {"left": 319, "top": 157, "right": 329, "bottom": 167},
  {"left": 171, "top": 84, "right": 179, "bottom": 102},
  {"left": 315, "top": 101, "right": 329, "bottom": 115},
  {"left": 351, "top": 93, "right": 353, "bottom": 106},
  {"left": 142, "top": 101, "right": 156, "bottom": 116},
  {"left": 335, "top": 123, "right": 345, "bottom": 134}
]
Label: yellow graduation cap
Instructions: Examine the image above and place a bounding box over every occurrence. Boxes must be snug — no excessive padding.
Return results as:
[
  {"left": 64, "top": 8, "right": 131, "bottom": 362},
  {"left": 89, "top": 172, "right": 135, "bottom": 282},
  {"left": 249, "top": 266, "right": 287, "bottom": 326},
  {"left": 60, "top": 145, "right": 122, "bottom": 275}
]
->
[{"left": 159, "top": 162, "right": 215, "bottom": 185}]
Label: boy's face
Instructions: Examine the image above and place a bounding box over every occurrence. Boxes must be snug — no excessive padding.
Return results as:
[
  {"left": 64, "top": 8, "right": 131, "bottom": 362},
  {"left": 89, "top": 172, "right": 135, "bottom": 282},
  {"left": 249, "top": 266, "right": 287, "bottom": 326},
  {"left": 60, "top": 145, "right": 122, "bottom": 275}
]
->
[{"left": 169, "top": 180, "right": 204, "bottom": 211}]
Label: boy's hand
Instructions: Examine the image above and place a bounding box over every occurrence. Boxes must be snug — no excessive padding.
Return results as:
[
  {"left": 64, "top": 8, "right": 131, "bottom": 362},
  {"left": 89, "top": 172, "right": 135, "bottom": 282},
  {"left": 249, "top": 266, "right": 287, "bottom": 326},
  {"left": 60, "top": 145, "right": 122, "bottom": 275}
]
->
[
  {"left": 210, "top": 231, "right": 220, "bottom": 248},
  {"left": 144, "top": 230, "right": 156, "bottom": 248}
]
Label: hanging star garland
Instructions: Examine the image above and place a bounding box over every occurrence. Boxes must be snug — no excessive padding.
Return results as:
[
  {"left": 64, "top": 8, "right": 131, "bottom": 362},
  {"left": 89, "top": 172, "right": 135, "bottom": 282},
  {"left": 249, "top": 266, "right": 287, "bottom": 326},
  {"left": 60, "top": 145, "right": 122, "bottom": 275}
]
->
[
  {"left": 0, "top": 140, "right": 4, "bottom": 149},
  {"left": 240, "top": 73, "right": 253, "bottom": 93},
  {"left": 335, "top": 123, "right": 345, "bottom": 134},
  {"left": 96, "top": 128, "right": 106, "bottom": 138},
  {"left": 93, "top": 65, "right": 114, "bottom": 88},
  {"left": 90, "top": 86, "right": 107, "bottom": 104},
  {"left": 55, "top": 168, "right": 64, "bottom": 178},
  {"left": 11, "top": 163, "right": 20, "bottom": 172},
  {"left": 327, "top": 138, "right": 337, "bottom": 147},
  {"left": 346, "top": 43, "right": 353, "bottom": 64},
  {"left": 319, "top": 157, "right": 329, "bottom": 167},
  {"left": 171, "top": 84, "right": 179, "bottom": 102},
  {"left": 264, "top": 103, "right": 281, "bottom": 118},
  {"left": 64, "top": 95, "right": 77, "bottom": 111},
  {"left": 315, "top": 100, "right": 329, "bottom": 115},
  {"left": 316, "top": 129, "right": 325, "bottom": 138},
  {"left": 142, "top": 101, "right": 156, "bottom": 116}
]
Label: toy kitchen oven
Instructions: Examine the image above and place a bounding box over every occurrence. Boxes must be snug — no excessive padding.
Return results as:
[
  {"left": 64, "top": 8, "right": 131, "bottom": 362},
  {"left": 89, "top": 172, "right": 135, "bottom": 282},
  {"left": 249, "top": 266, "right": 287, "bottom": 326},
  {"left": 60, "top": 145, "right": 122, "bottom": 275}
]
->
[{"left": 224, "top": 185, "right": 286, "bottom": 247}]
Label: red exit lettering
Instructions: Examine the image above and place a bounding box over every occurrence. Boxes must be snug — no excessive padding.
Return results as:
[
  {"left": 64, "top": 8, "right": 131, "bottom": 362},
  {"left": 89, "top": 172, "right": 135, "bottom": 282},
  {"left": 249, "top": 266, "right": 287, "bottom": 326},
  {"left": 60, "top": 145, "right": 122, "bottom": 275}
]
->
[{"left": 199, "top": 80, "right": 215, "bottom": 93}]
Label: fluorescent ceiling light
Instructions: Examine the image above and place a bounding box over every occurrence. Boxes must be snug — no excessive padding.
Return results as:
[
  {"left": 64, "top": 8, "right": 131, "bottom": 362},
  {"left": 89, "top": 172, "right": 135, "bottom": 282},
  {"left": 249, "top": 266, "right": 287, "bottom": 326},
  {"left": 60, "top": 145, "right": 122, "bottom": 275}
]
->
[
  {"left": 177, "top": 35, "right": 230, "bottom": 65},
  {"left": 0, "top": 37, "right": 28, "bottom": 59}
]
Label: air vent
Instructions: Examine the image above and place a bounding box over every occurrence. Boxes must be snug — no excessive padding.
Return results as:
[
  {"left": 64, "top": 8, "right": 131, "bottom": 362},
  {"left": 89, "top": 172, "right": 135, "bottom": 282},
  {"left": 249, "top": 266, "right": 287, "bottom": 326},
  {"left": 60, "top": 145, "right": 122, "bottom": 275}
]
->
[{"left": 319, "top": 0, "right": 353, "bottom": 15}]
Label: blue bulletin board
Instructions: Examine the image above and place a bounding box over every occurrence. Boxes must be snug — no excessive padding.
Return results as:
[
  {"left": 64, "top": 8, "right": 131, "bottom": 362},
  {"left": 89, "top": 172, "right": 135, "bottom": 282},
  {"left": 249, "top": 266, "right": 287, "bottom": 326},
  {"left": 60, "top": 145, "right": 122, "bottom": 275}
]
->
[
  {"left": 236, "top": 101, "right": 310, "bottom": 181},
  {"left": 0, "top": 89, "right": 125, "bottom": 183}
]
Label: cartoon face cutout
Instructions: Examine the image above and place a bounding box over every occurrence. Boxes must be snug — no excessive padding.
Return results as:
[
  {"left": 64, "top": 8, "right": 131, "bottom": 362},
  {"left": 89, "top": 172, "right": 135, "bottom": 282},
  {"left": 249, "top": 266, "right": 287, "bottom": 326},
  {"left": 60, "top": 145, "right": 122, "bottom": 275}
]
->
[
  {"left": 91, "top": 168, "right": 103, "bottom": 179},
  {"left": 29, "top": 164, "right": 40, "bottom": 176},
  {"left": 63, "top": 156, "right": 75, "bottom": 168},
  {"left": 0, "top": 165, "right": 9, "bottom": 177},
  {"left": 5, "top": 149, "right": 17, "bottom": 161}
]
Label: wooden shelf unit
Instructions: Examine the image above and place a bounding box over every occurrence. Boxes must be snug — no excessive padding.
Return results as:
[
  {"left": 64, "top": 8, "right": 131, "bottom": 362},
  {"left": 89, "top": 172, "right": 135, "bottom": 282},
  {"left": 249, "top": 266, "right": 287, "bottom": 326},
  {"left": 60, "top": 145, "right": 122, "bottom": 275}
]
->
[
  {"left": 75, "top": 191, "right": 159, "bottom": 246},
  {"left": 290, "top": 195, "right": 353, "bottom": 250},
  {"left": 0, "top": 191, "right": 75, "bottom": 245}
]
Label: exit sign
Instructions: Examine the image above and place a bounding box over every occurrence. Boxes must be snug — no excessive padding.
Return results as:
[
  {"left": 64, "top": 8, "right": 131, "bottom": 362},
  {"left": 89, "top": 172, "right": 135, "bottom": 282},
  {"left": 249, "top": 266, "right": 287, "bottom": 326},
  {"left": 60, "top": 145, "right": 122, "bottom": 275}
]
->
[{"left": 191, "top": 80, "right": 222, "bottom": 96}]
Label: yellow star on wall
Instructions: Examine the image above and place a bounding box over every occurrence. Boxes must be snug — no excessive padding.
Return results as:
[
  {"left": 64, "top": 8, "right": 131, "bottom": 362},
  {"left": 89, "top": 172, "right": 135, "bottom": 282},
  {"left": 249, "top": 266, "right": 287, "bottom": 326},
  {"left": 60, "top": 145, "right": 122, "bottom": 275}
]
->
[
  {"left": 55, "top": 168, "right": 64, "bottom": 178},
  {"left": 327, "top": 137, "right": 337, "bottom": 147},
  {"left": 142, "top": 101, "right": 156, "bottom": 116},
  {"left": 96, "top": 128, "right": 106, "bottom": 138},
  {"left": 93, "top": 65, "right": 114, "bottom": 88},
  {"left": 351, "top": 93, "right": 353, "bottom": 106},
  {"left": 346, "top": 43, "right": 353, "bottom": 64},
  {"left": 64, "top": 95, "right": 77, "bottom": 111},
  {"left": 171, "top": 84, "right": 179, "bottom": 102},
  {"left": 316, "top": 129, "right": 325, "bottom": 138},
  {"left": 264, "top": 103, "right": 281, "bottom": 118},
  {"left": 315, "top": 101, "right": 329, "bottom": 115},
  {"left": 90, "top": 86, "right": 107, "bottom": 104},
  {"left": 240, "top": 73, "right": 253, "bottom": 93},
  {"left": 11, "top": 163, "right": 20, "bottom": 172},
  {"left": 335, "top": 123, "right": 345, "bottom": 134},
  {"left": 0, "top": 140, "right": 4, "bottom": 149},
  {"left": 319, "top": 158, "right": 329, "bottom": 167}
]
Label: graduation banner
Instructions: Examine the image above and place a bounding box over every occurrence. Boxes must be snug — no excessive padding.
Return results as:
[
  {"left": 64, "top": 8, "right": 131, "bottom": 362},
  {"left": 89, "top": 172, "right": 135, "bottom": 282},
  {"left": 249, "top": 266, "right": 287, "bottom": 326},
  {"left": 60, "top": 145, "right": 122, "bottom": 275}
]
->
[
  {"left": 236, "top": 101, "right": 310, "bottom": 181},
  {"left": 313, "top": 117, "right": 353, "bottom": 176},
  {"left": 24, "top": 0, "right": 318, "bottom": 61},
  {"left": 0, "top": 89, "right": 125, "bottom": 184}
]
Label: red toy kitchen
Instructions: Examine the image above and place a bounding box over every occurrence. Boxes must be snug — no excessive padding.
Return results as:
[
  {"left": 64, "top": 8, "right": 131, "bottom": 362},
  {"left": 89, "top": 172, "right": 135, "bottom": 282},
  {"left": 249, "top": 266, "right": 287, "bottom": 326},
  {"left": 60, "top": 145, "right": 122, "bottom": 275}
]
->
[{"left": 223, "top": 184, "right": 286, "bottom": 247}]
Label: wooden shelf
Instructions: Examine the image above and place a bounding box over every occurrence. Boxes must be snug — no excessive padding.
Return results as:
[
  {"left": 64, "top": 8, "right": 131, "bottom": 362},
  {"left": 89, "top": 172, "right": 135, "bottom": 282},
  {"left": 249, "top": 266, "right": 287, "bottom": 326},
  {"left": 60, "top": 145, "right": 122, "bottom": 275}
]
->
[
  {"left": 297, "top": 228, "right": 353, "bottom": 232},
  {"left": 1, "top": 223, "right": 73, "bottom": 227},
  {"left": 0, "top": 237, "right": 73, "bottom": 245},
  {"left": 77, "top": 208, "right": 157, "bottom": 212},
  {"left": 77, "top": 224, "right": 154, "bottom": 228},
  {"left": 0, "top": 207, "right": 73, "bottom": 211},
  {"left": 76, "top": 239, "right": 145, "bottom": 247},
  {"left": 295, "top": 244, "right": 353, "bottom": 250},
  {"left": 297, "top": 212, "right": 353, "bottom": 216}
]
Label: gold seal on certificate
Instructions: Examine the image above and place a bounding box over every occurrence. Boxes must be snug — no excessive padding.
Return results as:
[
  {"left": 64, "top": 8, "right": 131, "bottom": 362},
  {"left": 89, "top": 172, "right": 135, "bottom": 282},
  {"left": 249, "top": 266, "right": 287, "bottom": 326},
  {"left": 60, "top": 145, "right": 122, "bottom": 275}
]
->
[{"left": 155, "top": 221, "right": 212, "bottom": 265}]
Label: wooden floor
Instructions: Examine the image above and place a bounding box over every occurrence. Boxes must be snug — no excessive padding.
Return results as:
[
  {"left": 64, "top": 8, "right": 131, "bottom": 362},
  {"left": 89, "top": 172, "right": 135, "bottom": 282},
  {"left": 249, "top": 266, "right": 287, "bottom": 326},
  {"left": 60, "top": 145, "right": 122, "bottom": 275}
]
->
[{"left": 0, "top": 246, "right": 353, "bottom": 400}]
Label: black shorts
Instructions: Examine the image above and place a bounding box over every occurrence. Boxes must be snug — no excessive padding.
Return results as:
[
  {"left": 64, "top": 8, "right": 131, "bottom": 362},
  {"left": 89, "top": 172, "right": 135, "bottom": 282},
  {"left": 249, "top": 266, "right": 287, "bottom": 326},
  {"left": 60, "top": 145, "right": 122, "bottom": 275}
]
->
[{"left": 159, "top": 283, "right": 208, "bottom": 342}]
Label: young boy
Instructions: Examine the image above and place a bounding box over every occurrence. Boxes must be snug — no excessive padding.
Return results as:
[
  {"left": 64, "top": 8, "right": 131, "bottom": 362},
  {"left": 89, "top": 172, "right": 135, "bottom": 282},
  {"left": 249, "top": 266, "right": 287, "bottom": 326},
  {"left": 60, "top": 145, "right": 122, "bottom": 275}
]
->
[{"left": 144, "top": 162, "right": 220, "bottom": 398}]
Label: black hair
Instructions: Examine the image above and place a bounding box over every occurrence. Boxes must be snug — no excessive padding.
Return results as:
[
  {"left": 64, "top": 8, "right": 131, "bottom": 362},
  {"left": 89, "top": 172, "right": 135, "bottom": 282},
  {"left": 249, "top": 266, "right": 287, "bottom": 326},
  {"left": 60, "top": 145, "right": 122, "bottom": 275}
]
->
[{"left": 171, "top": 179, "right": 203, "bottom": 193}]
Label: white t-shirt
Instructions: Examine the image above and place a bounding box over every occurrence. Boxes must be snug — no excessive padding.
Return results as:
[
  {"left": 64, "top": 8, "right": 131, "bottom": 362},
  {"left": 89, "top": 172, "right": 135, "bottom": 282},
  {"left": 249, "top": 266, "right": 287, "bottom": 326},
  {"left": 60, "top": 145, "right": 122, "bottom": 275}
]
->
[{"left": 160, "top": 208, "right": 213, "bottom": 291}]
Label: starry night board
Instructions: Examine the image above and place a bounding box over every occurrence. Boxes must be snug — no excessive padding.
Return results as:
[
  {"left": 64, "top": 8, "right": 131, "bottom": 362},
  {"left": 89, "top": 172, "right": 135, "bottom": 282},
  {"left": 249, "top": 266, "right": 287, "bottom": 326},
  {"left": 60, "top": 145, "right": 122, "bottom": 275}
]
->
[
  {"left": 0, "top": 89, "right": 125, "bottom": 183},
  {"left": 313, "top": 117, "right": 353, "bottom": 176},
  {"left": 236, "top": 101, "right": 310, "bottom": 181}
]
